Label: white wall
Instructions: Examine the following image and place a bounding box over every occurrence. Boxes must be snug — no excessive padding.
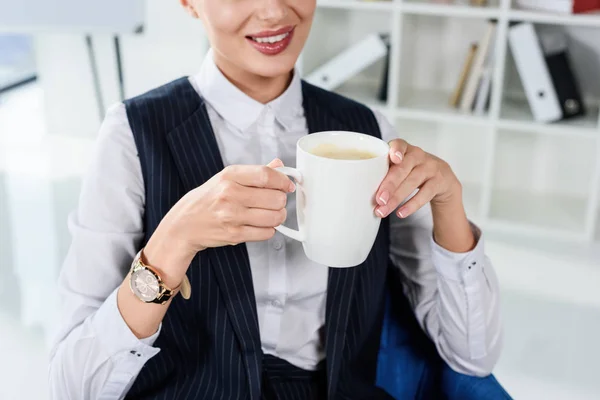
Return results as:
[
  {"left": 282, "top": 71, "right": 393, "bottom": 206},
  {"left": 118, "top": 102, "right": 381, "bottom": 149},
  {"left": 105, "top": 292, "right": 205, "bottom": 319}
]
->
[
  {"left": 0, "top": 0, "right": 144, "bottom": 33},
  {"left": 33, "top": 0, "right": 209, "bottom": 138},
  {"left": 29, "top": 0, "right": 209, "bottom": 270},
  {"left": 120, "top": 0, "right": 208, "bottom": 99},
  {"left": 11, "top": 0, "right": 209, "bottom": 338}
]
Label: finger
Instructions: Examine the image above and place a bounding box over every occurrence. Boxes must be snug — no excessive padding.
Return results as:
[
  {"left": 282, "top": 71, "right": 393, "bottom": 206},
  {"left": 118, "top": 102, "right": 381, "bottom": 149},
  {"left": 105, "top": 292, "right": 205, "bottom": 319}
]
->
[
  {"left": 231, "top": 226, "right": 276, "bottom": 244},
  {"left": 375, "top": 165, "right": 430, "bottom": 218},
  {"left": 267, "top": 159, "right": 296, "bottom": 192},
  {"left": 396, "top": 181, "right": 438, "bottom": 218},
  {"left": 375, "top": 148, "right": 421, "bottom": 208},
  {"left": 388, "top": 139, "right": 409, "bottom": 164},
  {"left": 236, "top": 185, "right": 288, "bottom": 210},
  {"left": 239, "top": 208, "right": 287, "bottom": 228},
  {"left": 224, "top": 165, "right": 294, "bottom": 193},
  {"left": 387, "top": 165, "right": 431, "bottom": 213},
  {"left": 267, "top": 158, "right": 284, "bottom": 169},
  {"left": 376, "top": 163, "right": 413, "bottom": 208}
]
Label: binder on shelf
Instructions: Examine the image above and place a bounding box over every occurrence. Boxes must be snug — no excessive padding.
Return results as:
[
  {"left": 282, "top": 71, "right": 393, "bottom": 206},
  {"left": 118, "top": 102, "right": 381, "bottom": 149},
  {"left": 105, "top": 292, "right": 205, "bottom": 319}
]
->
[
  {"left": 377, "top": 35, "right": 391, "bottom": 103},
  {"left": 508, "top": 23, "right": 563, "bottom": 123},
  {"left": 542, "top": 31, "right": 586, "bottom": 119},
  {"left": 460, "top": 20, "right": 497, "bottom": 113},
  {"left": 509, "top": 23, "right": 586, "bottom": 123},
  {"left": 473, "top": 31, "right": 497, "bottom": 115},
  {"left": 473, "top": 67, "right": 493, "bottom": 115},
  {"left": 304, "top": 33, "right": 389, "bottom": 92}
]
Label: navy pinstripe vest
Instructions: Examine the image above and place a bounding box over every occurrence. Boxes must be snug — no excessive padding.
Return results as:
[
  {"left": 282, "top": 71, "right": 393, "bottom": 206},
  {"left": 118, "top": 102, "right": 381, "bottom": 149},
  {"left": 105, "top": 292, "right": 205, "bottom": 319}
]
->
[{"left": 124, "top": 78, "right": 392, "bottom": 400}]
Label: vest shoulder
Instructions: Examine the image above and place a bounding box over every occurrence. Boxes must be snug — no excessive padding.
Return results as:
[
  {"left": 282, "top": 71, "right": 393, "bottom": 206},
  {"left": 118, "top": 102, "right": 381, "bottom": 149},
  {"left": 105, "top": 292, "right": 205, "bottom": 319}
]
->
[
  {"left": 124, "top": 77, "right": 200, "bottom": 128},
  {"left": 301, "top": 81, "right": 377, "bottom": 116}
]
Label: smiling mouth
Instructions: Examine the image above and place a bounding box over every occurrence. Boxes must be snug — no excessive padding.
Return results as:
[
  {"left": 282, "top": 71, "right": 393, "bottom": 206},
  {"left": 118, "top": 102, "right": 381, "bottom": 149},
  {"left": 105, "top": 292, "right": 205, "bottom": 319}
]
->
[
  {"left": 246, "top": 27, "right": 295, "bottom": 56},
  {"left": 248, "top": 31, "right": 292, "bottom": 44}
]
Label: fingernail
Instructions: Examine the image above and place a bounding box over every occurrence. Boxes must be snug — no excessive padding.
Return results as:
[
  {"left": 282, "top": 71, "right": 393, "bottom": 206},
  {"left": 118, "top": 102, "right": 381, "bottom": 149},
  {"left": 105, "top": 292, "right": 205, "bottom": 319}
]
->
[
  {"left": 376, "top": 207, "right": 387, "bottom": 218},
  {"left": 398, "top": 207, "right": 407, "bottom": 218},
  {"left": 288, "top": 182, "right": 296, "bottom": 192},
  {"left": 395, "top": 151, "right": 403, "bottom": 162},
  {"left": 378, "top": 191, "right": 389, "bottom": 206}
]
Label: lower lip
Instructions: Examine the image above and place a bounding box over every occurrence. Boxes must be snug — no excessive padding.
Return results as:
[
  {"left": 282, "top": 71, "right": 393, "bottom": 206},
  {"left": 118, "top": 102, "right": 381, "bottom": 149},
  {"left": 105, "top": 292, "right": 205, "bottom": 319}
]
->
[{"left": 247, "top": 29, "right": 294, "bottom": 56}]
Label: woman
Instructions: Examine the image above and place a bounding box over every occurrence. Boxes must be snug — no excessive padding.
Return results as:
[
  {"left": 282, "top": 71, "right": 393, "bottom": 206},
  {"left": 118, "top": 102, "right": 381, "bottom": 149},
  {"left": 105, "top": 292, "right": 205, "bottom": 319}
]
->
[{"left": 49, "top": 0, "right": 502, "bottom": 399}]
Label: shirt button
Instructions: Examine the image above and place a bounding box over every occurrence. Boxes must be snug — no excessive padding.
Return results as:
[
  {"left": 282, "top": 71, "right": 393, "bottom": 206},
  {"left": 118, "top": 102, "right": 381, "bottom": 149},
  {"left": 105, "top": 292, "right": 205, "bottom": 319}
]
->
[
  {"left": 271, "top": 299, "right": 283, "bottom": 309},
  {"left": 273, "top": 240, "right": 283, "bottom": 251}
]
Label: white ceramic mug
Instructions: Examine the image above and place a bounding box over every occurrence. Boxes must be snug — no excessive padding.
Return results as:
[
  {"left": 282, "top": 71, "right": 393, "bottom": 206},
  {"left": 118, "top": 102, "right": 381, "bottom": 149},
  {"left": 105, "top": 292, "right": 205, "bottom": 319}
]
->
[{"left": 275, "top": 131, "right": 390, "bottom": 268}]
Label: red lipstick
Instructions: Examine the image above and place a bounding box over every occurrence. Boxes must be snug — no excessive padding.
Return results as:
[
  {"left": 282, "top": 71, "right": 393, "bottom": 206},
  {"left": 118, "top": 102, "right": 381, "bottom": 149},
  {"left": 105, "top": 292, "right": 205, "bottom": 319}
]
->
[{"left": 246, "top": 26, "right": 295, "bottom": 56}]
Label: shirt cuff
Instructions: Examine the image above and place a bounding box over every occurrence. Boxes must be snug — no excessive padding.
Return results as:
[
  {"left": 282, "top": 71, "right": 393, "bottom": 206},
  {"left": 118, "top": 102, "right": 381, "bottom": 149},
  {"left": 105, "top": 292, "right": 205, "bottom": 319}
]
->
[
  {"left": 430, "top": 222, "right": 485, "bottom": 284},
  {"left": 91, "top": 288, "right": 161, "bottom": 361}
]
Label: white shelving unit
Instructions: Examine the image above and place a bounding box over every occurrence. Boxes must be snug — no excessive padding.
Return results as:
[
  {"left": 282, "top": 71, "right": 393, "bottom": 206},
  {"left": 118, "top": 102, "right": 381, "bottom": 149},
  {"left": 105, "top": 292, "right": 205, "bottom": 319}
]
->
[{"left": 304, "top": 0, "right": 600, "bottom": 242}]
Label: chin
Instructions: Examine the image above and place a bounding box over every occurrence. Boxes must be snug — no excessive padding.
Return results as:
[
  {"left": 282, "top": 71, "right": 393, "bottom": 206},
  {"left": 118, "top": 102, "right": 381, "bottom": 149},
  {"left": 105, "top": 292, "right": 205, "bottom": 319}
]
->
[{"left": 248, "top": 55, "right": 298, "bottom": 79}]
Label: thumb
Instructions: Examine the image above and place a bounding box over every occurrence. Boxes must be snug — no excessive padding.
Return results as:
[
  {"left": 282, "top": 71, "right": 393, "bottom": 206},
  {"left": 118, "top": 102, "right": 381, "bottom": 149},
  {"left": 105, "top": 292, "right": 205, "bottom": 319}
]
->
[
  {"left": 267, "top": 158, "right": 284, "bottom": 169},
  {"left": 388, "top": 139, "right": 408, "bottom": 165}
]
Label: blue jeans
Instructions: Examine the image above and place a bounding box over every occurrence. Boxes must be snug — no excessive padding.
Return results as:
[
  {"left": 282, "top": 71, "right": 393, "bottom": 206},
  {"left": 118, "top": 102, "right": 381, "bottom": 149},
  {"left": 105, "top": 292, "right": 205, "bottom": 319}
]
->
[{"left": 376, "top": 292, "right": 512, "bottom": 399}]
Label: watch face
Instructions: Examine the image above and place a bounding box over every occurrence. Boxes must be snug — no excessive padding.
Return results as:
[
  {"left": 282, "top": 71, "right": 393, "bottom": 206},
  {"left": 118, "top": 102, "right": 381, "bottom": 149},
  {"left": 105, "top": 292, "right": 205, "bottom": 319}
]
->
[{"left": 131, "top": 268, "right": 160, "bottom": 302}]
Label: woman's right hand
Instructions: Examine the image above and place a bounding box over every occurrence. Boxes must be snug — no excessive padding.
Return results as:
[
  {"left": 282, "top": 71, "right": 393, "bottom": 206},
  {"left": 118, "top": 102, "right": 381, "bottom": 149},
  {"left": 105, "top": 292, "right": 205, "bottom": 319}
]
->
[{"left": 143, "top": 159, "right": 293, "bottom": 285}]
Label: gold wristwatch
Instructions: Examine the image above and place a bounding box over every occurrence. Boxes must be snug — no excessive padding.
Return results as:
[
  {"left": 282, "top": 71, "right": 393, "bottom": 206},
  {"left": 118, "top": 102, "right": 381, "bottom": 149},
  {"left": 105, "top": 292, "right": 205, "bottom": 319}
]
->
[{"left": 129, "top": 250, "right": 191, "bottom": 304}]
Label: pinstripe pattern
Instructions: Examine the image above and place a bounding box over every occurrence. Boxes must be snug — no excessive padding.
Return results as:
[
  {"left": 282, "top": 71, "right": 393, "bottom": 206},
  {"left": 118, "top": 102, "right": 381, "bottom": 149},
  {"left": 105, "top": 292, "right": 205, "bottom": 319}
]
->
[
  {"left": 261, "top": 355, "right": 325, "bottom": 400},
  {"left": 123, "top": 78, "right": 393, "bottom": 399}
]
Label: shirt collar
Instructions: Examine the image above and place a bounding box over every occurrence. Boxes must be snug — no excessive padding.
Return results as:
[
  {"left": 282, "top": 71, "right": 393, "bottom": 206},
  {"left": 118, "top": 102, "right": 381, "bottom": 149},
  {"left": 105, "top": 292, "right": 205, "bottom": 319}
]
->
[{"left": 193, "top": 49, "right": 303, "bottom": 132}]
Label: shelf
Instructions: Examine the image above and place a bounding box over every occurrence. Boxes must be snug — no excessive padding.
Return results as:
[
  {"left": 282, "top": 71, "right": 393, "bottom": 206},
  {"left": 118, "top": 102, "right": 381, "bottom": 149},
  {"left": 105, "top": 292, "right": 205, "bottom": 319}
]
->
[
  {"left": 463, "top": 182, "right": 485, "bottom": 221},
  {"left": 489, "top": 189, "right": 589, "bottom": 234},
  {"left": 334, "top": 80, "right": 388, "bottom": 111},
  {"left": 394, "top": 118, "right": 442, "bottom": 152},
  {"left": 308, "top": 0, "right": 600, "bottom": 243},
  {"left": 499, "top": 98, "right": 600, "bottom": 139},
  {"left": 304, "top": 6, "right": 391, "bottom": 113},
  {"left": 341, "top": 88, "right": 600, "bottom": 138},
  {"left": 394, "top": 117, "right": 489, "bottom": 217},
  {"left": 396, "top": 108, "right": 491, "bottom": 126},
  {"left": 317, "top": 0, "right": 502, "bottom": 16},
  {"left": 508, "top": 10, "right": 600, "bottom": 28},
  {"left": 397, "top": 88, "right": 491, "bottom": 125},
  {"left": 402, "top": 0, "right": 501, "bottom": 19},
  {"left": 490, "top": 127, "right": 596, "bottom": 236},
  {"left": 317, "top": 0, "right": 396, "bottom": 11},
  {"left": 316, "top": 0, "right": 600, "bottom": 27}
]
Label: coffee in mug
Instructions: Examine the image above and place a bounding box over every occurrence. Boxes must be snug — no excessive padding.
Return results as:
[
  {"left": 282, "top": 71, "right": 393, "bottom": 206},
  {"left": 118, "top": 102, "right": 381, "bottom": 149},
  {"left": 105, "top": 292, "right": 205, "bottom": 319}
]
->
[
  {"left": 309, "top": 143, "right": 377, "bottom": 160},
  {"left": 275, "top": 131, "right": 389, "bottom": 268}
]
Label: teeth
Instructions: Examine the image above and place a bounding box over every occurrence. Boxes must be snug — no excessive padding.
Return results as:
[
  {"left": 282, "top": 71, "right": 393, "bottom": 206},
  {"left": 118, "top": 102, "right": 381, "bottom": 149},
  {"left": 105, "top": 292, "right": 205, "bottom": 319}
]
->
[{"left": 252, "top": 32, "right": 290, "bottom": 44}]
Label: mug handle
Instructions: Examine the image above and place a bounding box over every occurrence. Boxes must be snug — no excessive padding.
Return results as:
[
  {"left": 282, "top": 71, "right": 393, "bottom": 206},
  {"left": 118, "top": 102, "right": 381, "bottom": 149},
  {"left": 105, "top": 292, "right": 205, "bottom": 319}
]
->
[{"left": 274, "top": 167, "right": 305, "bottom": 242}]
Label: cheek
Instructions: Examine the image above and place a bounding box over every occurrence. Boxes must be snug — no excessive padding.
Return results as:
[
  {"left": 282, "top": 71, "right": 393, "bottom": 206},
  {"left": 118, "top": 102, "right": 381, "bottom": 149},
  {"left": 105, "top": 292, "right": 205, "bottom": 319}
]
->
[
  {"left": 202, "top": 1, "right": 250, "bottom": 39},
  {"left": 290, "top": 0, "right": 316, "bottom": 42},
  {"left": 293, "top": 0, "right": 317, "bottom": 20}
]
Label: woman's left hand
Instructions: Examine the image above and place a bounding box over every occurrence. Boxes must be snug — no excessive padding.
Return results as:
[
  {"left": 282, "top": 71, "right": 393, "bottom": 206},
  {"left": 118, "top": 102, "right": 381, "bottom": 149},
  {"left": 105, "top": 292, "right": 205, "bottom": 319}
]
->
[{"left": 375, "top": 138, "right": 462, "bottom": 219}]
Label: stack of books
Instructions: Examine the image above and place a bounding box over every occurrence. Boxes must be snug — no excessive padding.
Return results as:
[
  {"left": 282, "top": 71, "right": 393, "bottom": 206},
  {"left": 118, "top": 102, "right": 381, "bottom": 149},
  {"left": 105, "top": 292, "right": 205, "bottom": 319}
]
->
[
  {"left": 449, "top": 20, "right": 497, "bottom": 115},
  {"left": 516, "top": 0, "right": 600, "bottom": 14}
]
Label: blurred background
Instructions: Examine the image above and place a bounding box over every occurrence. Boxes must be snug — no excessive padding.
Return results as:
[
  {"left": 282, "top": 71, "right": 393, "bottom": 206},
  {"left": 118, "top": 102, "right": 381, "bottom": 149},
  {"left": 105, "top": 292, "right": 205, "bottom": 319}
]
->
[{"left": 1, "top": 0, "right": 599, "bottom": 399}]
